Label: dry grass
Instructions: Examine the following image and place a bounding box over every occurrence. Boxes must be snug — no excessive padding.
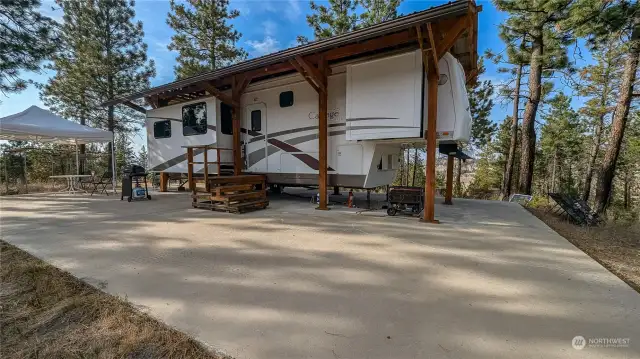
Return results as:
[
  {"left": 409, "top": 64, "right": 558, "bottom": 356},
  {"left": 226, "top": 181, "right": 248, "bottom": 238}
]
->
[
  {"left": 0, "top": 240, "right": 227, "bottom": 359},
  {"left": 528, "top": 208, "right": 640, "bottom": 293}
]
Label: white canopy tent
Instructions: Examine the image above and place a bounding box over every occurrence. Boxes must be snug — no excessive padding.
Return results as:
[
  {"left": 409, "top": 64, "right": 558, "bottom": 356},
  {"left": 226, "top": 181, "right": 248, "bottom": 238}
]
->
[{"left": 0, "top": 105, "right": 116, "bottom": 191}]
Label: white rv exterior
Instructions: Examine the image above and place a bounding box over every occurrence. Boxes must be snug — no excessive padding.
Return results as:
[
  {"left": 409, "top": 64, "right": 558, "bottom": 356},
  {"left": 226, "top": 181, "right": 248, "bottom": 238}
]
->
[{"left": 146, "top": 50, "right": 471, "bottom": 188}]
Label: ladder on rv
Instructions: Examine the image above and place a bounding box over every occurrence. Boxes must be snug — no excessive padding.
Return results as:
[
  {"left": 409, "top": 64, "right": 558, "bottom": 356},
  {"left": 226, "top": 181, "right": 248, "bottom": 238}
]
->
[{"left": 184, "top": 145, "right": 269, "bottom": 213}]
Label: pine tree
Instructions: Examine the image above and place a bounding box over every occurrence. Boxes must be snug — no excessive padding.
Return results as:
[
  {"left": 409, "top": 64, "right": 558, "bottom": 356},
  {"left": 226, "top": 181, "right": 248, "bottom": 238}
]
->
[
  {"left": 486, "top": 36, "right": 529, "bottom": 199},
  {"left": 0, "top": 0, "right": 58, "bottom": 97},
  {"left": 137, "top": 145, "right": 148, "bottom": 168},
  {"left": 576, "top": 40, "right": 624, "bottom": 201},
  {"left": 42, "top": 0, "right": 155, "bottom": 174},
  {"left": 493, "top": 0, "right": 574, "bottom": 195},
  {"left": 455, "top": 58, "right": 496, "bottom": 196},
  {"left": 167, "top": 0, "right": 247, "bottom": 79},
  {"left": 566, "top": 0, "right": 639, "bottom": 214},
  {"left": 359, "top": 0, "right": 401, "bottom": 27},
  {"left": 298, "top": 0, "right": 401, "bottom": 43},
  {"left": 539, "top": 93, "right": 584, "bottom": 195}
]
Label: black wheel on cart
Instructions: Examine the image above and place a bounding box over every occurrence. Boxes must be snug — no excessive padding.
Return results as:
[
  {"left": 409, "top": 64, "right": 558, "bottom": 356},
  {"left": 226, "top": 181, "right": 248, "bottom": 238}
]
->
[
  {"left": 120, "top": 194, "right": 123, "bottom": 201},
  {"left": 147, "top": 194, "right": 152, "bottom": 200},
  {"left": 387, "top": 207, "right": 397, "bottom": 216},
  {"left": 127, "top": 197, "right": 132, "bottom": 202}
]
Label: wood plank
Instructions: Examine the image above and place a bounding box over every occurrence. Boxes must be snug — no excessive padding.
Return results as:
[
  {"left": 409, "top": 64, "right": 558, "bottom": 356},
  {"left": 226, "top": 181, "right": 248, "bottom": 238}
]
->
[
  {"left": 231, "top": 76, "right": 242, "bottom": 175},
  {"left": 324, "top": 30, "right": 416, "bottom": 61},
  {"left": 294, "top": 56, "right": 326, "bottom": 93},
  {"left": 122, "top": 101, "right": 146, "bottom": 114},
  {"left": 289, "top": 59, "right": 321, "bottom": 93},
  {"left": 214, "top": 184, "right": 255, "bottom": 194},
  {"left": 426, "top": 22, "right": 439, "bottom": 75},
  {"left": 317, "top": 56, "right": 328, "bottom": 210},
  {"left": 204, "top": 84, "right": 237, "bottom": 107},
  {"left": 159, "top": 172, "right": 168, "bottom": 192},
  {"left": 187, "top": 148, "right": 195, "bottom": 203}
]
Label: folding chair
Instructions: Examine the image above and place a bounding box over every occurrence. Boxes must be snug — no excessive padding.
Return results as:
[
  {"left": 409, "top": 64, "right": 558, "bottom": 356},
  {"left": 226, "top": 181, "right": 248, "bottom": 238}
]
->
[{"left": 90, "top": 172, "right": 114, "bottom": 196}]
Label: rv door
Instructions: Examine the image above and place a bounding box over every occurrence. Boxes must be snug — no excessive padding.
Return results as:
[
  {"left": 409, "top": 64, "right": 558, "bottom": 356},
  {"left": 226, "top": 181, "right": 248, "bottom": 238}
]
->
[{"left": 244, "top": 103, "right": 267, "bottom": 173}]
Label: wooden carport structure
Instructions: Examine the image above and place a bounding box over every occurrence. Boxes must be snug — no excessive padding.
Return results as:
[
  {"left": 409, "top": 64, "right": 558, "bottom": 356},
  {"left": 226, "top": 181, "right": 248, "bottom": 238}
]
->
[{"left": 104, "top": 0, "right": 480, "bottom": 222}]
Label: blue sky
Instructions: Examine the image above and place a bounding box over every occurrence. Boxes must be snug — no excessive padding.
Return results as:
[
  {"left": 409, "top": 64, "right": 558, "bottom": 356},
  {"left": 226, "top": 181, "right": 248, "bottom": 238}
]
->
[{"left": 1, "top": 1, "right": 588, "bottom": 149}]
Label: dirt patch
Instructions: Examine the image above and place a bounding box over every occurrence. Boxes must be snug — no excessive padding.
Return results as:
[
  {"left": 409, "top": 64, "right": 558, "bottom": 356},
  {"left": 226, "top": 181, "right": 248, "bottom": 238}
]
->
[
  {"left": 528, "top": 208, "right": 640, "bottom": 293},
  {"left": 0, "top": 240, "right": 228, "bottom": 359}
]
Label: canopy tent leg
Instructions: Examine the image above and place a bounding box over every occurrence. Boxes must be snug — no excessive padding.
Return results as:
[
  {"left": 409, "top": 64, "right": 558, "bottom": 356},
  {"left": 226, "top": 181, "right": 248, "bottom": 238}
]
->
[{"left": 23, "top": 151, "right": 28, "bottom": 194}]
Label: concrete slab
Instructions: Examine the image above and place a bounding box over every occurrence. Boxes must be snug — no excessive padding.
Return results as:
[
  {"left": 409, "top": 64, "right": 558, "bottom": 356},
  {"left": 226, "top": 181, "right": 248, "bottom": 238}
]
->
[{"left": 1, "top": 191, "right": 638, "bottom": 359}]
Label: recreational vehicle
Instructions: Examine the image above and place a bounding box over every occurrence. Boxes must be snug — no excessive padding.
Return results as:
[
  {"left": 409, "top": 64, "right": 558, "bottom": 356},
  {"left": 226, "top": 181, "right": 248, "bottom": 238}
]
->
[{"left": 146, "top": 50, "right": 471, "bottom": 189}]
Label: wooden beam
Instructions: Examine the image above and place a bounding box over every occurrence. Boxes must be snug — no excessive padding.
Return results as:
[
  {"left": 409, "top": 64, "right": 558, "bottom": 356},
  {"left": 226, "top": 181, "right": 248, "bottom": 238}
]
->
[
  {"left": 465, "top": 68, "right": 479, "bottom": 84},
  {"left": 159, "top": 172, "right": 168, "bottom": 192},
  {"left": 324, "top": 30, "right": 416, "bottom": 61},
  {"left": 187, "top": 148, "right": 195, "bottom": 204},
  {"left": 423, "top": 71, "right": 439, "bottom": 223},
  {"left": 295, "top": 55, "right": 326, "bottom": 93},
  {"left": 317, "top": 56, "right": 329, "bottom": 210},
  {"left": 444, "top": 155, "right": 454, "bottom": 205},
  {"left": 122, "top": 101, "right": 146, "bottom": 114},
  {"left": 426, "top": 22, "right": 439, "bottom": 75},
  {"left": 204, "top": 84, "right": 237, "bottom": 107},
  {"left": 146, "top": 95, "right": 159, "bottom": 109},
  {"left": 237, "top": 74, "right": 252, "bottom": 95},
  {"left": 435, "top": 15, "right": 469, "bottom": 59},
  {"left": 231, "top": 75, "right": 243, "bottom": 175},
  {"left": 289, "top": 59, "right": 321, "bottom": 93}
]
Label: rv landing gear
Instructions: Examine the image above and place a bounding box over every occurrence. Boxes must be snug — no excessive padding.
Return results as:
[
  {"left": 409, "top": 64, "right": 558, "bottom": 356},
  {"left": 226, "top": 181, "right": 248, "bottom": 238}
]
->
[{"left": 269, "top": 184, "right": 283, "bottom": 194}]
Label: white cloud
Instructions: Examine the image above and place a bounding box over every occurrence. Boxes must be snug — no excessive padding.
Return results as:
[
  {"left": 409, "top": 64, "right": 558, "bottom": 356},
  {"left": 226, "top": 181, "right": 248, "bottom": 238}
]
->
[
  {"left": 247, "top": 36, "right": 280, "bottom": 57},
  {"left": 285, "top": 0, "right": 302, "bottom": 22}
]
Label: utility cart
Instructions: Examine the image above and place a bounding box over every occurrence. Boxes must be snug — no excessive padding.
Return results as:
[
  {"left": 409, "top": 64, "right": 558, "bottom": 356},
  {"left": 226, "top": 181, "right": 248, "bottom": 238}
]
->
[{"left": 387, "top": 186, "right": 423, "bottom": 216}]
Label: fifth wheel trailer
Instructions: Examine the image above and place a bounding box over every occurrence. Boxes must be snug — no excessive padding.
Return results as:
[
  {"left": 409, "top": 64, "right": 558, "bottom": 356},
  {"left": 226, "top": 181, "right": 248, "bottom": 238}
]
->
[{"left": 146, "top": 50, "right": 471, "bottom": 189}]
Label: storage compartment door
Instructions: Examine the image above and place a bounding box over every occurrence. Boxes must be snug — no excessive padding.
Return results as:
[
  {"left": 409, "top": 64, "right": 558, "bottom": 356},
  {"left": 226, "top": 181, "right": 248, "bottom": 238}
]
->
[{"left": 346, "top": 50, "right": 423, "bottom": 140}]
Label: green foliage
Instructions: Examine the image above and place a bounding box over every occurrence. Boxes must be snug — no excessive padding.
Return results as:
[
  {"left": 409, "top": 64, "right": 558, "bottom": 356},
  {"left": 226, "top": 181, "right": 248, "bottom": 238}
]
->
[
  {"left": 0, "top": 0, "right": 59, "bottom": 97},
  {"left": 167, "top": 0, "right": 247, "bottom": 79},
  {"left": 539, "top": 93, "right": 585, "bottom": 195},
  {"left": 298, "top": 0, "right": 401, "bottom": 43},
  {"left": 468, "top": 58, "right": 497, "bottom": 148}
]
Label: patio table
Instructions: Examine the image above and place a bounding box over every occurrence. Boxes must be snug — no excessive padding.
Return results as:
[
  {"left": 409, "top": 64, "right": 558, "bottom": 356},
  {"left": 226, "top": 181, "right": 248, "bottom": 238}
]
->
[{"left": 49, "top": 174, "right": 93, "bottom": 195}]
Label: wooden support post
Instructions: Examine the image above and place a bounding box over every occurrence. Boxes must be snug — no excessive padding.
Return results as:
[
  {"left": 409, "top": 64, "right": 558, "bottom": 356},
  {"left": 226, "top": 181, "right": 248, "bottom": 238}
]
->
[
  {"left": 216, "top": 148, "right": 221, "bottom": 177},
  {"left": 159, "top": 172, "right": 168, "bottom": 192},
  {"left": 444, "top": 155, "right": 454, "bottom": 205},
  {"left": 317, "top": 57, "right": 328, "bottom": 210},
  {"left": 231, "top": 77, "right": 242, "bottom": 175},
  {"left": 423, "top": 72, "right": 439, "bottom": 223},
  {"left": 187, "top": 147, "right": 195, "bottom": 204},
  {"left": 203, "top": 146, "right": 209, "bottom": 192}
]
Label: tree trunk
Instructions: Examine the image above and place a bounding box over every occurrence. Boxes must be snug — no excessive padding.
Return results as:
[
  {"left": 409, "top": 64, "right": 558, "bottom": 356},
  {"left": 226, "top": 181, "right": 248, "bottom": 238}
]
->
[
  {"left": 411, "top": 148, "right": 418, "bottom": 186},
  {"left": 501, "top": 63, "right": 523, "bottom": 200},
  {"left": 455, "top": 157, "right": 462, "bottom": 197},
  {"left": 582, "top": 112, "right": 606, "bottom": 201},
  {"left": 551, "top": 148, "right": 558, "bottom": 193},
  {"left": 518, "top": 33, "right": 543, "bottom": 195},
  {"left": 595, "top": 34, "right": 640, "bottom": 214}
]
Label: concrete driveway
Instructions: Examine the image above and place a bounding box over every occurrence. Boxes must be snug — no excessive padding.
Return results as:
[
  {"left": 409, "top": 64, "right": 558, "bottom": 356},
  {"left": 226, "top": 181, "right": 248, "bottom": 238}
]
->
[{"left": 0, "top": 191, "right": 638, "bottom": 359}]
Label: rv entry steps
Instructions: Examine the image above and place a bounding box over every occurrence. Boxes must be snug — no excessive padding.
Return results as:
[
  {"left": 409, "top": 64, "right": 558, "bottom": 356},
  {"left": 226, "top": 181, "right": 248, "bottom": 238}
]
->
[{"left": 191, "top": 175, "right": 269, "bottom": 214}]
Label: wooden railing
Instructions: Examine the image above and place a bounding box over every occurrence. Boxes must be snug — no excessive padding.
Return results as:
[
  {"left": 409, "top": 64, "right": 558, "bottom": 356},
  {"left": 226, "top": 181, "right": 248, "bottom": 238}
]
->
[{"left": 182, "top": 145, "right": 234, "bottom": 192}]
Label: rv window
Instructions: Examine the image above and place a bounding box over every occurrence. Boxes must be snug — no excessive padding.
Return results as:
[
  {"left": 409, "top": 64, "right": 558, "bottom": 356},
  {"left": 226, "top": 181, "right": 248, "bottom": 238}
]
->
[
  {"left": 220, "top": 102, "right": 233, "bottom": 135},
  {"left": 250, "top": 110, "right": 261, "bottom": 132},
  {"left": 153, "top": 120, "right": 171, "bottom": 139},
  {"left": 279, "top": 91, "right": 294, "bottom": 107},
  {"left": 182, "top": 102, "right": 207, "bottom": 136}
]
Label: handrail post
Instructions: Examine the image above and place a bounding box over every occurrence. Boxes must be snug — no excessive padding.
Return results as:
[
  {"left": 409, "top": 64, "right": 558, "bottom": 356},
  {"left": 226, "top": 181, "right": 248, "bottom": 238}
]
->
[
  {"left": 216, "top": 148, "right": 221, "bottom": 177},
  {"left": 203, "top": 145, "right": 209, "bottom": 192}
]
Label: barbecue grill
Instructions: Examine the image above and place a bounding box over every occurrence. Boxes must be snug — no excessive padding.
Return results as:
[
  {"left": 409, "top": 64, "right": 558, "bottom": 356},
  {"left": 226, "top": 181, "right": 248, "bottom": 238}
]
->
[{"left": 121, "top": 164, "right": 151, "bottom": 202}]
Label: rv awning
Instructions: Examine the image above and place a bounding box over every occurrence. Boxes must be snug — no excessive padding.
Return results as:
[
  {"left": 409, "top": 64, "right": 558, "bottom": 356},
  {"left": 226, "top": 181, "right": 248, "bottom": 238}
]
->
[{"left": 0, "top": 106, "right": 113, "bottom": 144}]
